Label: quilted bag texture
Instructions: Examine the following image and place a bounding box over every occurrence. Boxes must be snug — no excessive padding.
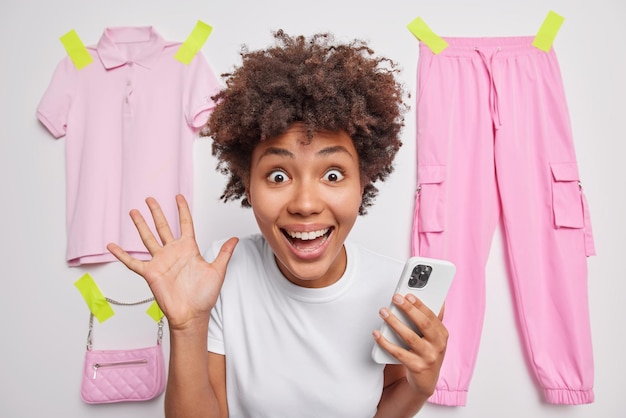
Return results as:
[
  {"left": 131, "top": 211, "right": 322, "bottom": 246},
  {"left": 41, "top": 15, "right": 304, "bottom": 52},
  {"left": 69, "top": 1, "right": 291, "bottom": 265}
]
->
[{"left": 80, "top": 344, "right": 165, "bottom": 404}]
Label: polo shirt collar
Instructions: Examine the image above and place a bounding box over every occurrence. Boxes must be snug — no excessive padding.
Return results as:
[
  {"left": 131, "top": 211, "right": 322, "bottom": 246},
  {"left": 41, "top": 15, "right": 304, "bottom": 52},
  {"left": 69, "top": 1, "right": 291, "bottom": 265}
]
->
[{"left": 97, "top": 26, "right": 165, "bottom": 70}]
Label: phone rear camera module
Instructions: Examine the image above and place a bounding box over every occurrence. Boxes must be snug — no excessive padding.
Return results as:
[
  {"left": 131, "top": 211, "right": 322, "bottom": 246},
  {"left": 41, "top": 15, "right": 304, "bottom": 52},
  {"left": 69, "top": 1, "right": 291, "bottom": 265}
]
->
[{"left": 408, "top": 264, "right": 432, "bottom": 289}]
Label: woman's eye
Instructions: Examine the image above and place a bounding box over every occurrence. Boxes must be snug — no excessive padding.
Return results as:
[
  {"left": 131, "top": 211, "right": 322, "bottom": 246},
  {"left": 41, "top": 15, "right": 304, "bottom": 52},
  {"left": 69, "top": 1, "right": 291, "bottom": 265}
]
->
[
  {"left": 324, "top": 169, "right": 344, "bottom": 182},
  {"left": 267, "top": 170, "right": 290, "bottom": 183}
]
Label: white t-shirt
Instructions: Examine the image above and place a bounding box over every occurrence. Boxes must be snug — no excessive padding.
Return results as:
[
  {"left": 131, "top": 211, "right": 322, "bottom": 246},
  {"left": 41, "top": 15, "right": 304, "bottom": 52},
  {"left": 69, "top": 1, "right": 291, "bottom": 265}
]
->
[{"left": 207, "top": 234, "right": 402, "bottom": 418}]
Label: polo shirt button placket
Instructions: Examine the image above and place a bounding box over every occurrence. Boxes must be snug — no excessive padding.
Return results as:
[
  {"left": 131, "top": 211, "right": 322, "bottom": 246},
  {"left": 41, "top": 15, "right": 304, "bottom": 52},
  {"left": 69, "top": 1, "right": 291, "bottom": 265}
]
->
[
  {"left": 124, "top": 61, "right": 134, "bottom": 110},
  {"left": 125, "top": 80, "right": 131, "bottom": 104}
]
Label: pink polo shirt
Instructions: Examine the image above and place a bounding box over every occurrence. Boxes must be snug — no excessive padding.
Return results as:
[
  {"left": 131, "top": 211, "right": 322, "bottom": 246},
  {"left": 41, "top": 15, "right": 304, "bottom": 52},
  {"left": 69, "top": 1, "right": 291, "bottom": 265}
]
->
[{"left": 37, "top": 27, "right": 221, "bottom": 266}]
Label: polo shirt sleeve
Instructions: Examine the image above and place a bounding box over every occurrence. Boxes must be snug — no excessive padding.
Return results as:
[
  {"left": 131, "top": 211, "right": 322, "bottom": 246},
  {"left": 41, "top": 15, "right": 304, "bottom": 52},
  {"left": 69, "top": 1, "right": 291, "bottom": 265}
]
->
[
  {"left": 36, "top": 57, "right": 76, "bottom": 138},
  {"left": 184, "top": 52, "right": 222, "bottom": 129}
]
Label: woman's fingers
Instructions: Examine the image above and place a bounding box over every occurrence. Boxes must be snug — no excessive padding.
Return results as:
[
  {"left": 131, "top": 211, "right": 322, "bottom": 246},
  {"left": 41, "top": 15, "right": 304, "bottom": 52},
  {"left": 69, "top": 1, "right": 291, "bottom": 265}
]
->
[
  {"left": 106, "top": 195, "right": 209, "bottom": 290},
  {"left": 375, "top": 294, "right": 448, "bottom": 363},
  {"left": 106, "top": 196, "right": 179, "bottom": 272},
  {"left": 106, "top": 242, "right": 145, "bottom": 276},
  {"left": 175, "top": 194, "right": 196, "bottom": 239},
  {"left": 145, "top": 196, "right": 175, "bottom": 245},
  {"left": 399, "top": 294, "right": 439, "bottom": 342},
  {"left": 128, "top": 207, "right": 163, "bottom": 254},
  {"left": 211, "top": 237, "right": 239, "bottom": 275},
  {"left": 132, "top": 195, "right": 189, "bottom": 251}
]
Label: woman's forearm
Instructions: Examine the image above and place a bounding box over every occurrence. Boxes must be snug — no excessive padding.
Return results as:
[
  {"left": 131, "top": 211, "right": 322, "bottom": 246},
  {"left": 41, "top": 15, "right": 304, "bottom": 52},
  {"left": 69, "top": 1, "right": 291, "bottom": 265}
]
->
[{"left": 164, "top": 321, "right": 221, "bottom": 418}]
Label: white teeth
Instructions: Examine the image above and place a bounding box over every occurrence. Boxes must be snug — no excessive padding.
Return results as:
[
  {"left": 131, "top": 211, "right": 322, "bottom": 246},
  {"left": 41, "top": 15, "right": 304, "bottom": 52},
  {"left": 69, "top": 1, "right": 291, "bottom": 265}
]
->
[{"left": 287, "top": 228, "right": 329, "bottom": 241}]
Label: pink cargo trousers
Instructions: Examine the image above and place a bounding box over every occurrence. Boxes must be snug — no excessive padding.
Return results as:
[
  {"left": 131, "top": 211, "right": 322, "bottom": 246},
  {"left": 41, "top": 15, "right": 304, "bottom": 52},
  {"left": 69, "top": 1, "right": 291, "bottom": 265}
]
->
[{"left": 412, "top": 36, "right": 595, "bottom": 406}]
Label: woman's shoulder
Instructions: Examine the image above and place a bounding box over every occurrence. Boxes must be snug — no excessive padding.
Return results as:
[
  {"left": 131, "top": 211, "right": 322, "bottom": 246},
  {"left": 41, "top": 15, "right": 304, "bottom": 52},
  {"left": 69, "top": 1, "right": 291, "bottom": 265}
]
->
[
  {"left": 204, "top": 233, "right": 266, "bottom": 260},
  {"left": 346, "top": 241, "right": 404, "bottom": 280}
]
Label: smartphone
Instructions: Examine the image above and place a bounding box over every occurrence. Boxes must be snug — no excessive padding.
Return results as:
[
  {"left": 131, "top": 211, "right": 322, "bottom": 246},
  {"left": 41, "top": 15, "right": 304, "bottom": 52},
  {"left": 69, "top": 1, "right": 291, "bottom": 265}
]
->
[{"left": 372, "top": 256, "right": 456, "bottom": 364}]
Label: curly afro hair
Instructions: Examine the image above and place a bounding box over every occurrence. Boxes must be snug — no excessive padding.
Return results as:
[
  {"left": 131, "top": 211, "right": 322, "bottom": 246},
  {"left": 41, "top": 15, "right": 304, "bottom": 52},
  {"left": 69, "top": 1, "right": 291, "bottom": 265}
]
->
[{"left": 203, "top": 30, "right": 407, "bottom": 214}]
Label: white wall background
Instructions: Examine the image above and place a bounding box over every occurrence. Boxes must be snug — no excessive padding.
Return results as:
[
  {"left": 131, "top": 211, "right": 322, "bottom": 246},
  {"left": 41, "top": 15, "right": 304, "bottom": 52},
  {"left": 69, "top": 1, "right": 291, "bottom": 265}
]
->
[{"left": 1, "top": 0, "right": 623, "bottom": 417}]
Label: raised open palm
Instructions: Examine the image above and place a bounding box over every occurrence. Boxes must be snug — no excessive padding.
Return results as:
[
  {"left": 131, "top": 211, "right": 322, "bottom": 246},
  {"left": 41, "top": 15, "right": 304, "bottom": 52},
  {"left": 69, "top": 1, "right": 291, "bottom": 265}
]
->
[{"left": 107, "top": 195, "right": 238, "bottom": 331}]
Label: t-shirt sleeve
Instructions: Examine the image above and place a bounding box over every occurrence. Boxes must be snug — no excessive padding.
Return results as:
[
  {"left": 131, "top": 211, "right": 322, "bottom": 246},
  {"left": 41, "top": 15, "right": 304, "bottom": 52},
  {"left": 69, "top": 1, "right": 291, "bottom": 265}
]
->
[
  {"left": 36, "top": 57, "right": 76, "bottom": 138},
  {"left": 184, "top": 52, "right": 222, "bottom": 129},
  {"left": 208, "top": 294, "right": 225, "bottom": 355},
  {"left": 205, "top": 241, "right": 226, "bottom": 355}
]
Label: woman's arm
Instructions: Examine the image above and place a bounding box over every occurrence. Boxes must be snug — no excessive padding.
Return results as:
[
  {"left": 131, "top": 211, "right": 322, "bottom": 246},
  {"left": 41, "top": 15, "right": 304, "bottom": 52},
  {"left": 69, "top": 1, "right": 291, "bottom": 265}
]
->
[
  {"left": 106, "top": 195, "right": 237, "bottom": 418},
  {"left": 373, "top": 294, "right": 448, "bottom": 417},
  {"left": 374, "top": 364, "right": 428, "bottom": 417},
  {"left": 165, "top": 322, "right": 223, "bottom": 418}
]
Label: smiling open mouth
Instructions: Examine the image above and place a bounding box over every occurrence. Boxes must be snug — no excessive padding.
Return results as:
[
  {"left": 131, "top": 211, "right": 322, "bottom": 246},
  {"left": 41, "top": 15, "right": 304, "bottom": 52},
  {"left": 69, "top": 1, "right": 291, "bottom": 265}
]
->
[{"left": 282, "top": 228, "right": 333, "bottom": 251}]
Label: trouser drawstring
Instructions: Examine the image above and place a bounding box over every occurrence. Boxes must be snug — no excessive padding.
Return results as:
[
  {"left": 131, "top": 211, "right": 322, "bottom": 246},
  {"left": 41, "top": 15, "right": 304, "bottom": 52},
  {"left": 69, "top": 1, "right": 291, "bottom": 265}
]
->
[{"left": 474, "top": 46, "right": 502, "bottom": 129}]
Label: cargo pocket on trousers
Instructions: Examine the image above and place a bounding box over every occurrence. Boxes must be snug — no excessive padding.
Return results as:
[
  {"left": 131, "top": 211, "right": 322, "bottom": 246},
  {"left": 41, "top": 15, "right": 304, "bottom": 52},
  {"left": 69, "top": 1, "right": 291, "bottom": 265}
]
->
[
  {"left": 550, "top": 162, "right": 596, "bottom": 256},
  {"left": 416, "top": 165, "right": 447, "bottom": 233},
  {"left": 550, "top": 162, "right": 584, "bottom": 229}
]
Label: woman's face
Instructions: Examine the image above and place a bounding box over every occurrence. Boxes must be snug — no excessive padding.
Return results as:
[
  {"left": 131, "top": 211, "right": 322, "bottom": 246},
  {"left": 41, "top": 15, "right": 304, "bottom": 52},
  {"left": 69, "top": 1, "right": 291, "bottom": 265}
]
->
[{"left": 247, "top": 124, "right": 363, "bottom": 288}]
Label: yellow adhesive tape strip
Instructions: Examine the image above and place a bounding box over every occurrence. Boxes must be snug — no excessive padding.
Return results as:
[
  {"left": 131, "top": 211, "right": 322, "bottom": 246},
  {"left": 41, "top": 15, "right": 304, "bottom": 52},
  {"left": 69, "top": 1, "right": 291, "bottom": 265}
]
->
[
  {"left": 74, "top": 273, "right": 115, "bottom": 323},
  {"left": 407, "top": 17, "right": 448, "bottom": 54},
  {"left": 532, "top": 11, "right": 565, "bottom": 52},
  {"left": 175, "top": 20, "right": 213, "bottom": 64},
  {"left": 59, "top": 29, "right": 93, "bottom": 70},
  {"left": 146, "top": 301, "right": 165, "bottom": 322}
]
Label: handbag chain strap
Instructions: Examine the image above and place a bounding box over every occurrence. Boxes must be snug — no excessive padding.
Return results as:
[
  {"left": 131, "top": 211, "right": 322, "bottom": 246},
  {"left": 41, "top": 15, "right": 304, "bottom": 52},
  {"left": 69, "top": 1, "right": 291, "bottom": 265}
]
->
[{"left": 86, "top": 297, "right": 164, "bottom": 351}]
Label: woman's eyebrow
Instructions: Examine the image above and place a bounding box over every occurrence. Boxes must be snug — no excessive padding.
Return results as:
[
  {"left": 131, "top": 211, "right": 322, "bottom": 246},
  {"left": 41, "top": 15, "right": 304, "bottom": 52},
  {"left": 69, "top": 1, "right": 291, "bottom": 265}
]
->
[
  {"left": 257, "top": 145, "right": 355, "bottom": 160},
  {"left": 317, "top": 145, "right": 355, "bottom": 159},
  {"left": 258, "top": 147, "right": 294, "bottom": 160}
]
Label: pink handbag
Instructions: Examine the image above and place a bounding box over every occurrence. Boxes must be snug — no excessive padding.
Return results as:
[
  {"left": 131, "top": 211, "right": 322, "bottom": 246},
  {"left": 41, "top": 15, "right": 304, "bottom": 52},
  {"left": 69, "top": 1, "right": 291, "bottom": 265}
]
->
[{"left": 79, "top": 298, "right": 166, "bottom": 404}]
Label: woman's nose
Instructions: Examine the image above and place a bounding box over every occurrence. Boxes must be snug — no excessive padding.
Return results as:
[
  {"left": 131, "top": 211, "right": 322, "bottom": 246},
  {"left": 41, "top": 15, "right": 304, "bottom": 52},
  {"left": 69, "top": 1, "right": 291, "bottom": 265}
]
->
[{"left": 286, "top": 179, "right": 324, "bottom": 216}]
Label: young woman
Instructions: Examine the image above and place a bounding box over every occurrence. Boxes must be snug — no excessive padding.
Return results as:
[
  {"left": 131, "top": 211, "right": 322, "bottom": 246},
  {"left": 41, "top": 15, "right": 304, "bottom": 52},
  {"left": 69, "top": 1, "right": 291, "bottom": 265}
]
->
[{"left": 107, "top": 30, "right": 448, "bottom": 418}]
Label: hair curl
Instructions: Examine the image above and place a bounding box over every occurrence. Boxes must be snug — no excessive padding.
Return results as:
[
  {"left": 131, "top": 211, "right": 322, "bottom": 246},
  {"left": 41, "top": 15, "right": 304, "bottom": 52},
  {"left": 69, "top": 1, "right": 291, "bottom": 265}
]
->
[{"left": 203, "top": 30, "right": 407, "bottom": 214}]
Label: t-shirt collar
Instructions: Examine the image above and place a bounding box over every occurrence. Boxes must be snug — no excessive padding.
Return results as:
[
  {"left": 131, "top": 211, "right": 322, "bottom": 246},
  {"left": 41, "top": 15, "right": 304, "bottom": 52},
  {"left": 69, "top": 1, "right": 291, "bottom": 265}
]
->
[
  {"left": 261, "top": 236, "right": 356, "bottom": 303},
  {"left": 96, "top": 26, "right": 165, "bottom": 70}
]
